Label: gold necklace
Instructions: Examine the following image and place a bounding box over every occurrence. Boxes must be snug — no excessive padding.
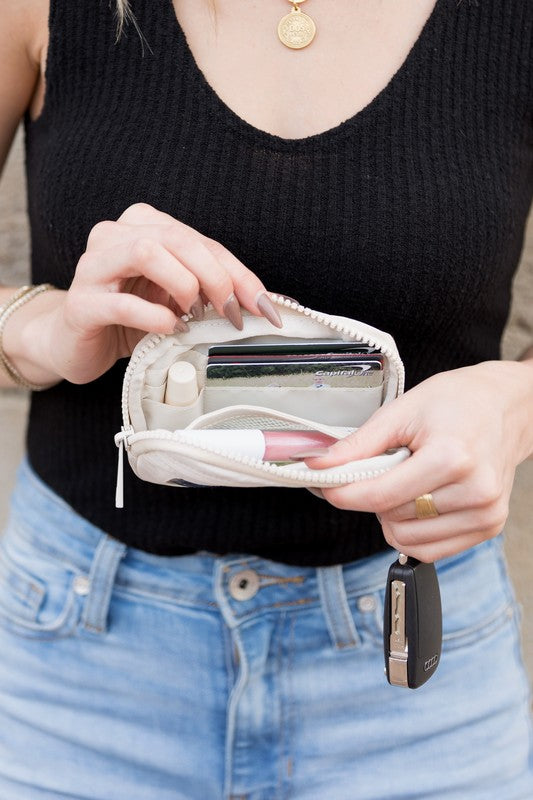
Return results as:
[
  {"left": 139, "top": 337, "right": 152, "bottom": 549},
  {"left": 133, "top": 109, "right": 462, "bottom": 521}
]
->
[{"left": 278, "top": 0, "right": 317, "bottom": 49}]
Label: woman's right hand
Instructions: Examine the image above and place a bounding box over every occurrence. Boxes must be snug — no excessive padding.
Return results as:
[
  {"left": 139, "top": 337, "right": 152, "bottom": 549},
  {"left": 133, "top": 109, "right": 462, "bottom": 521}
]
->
[{"left": 3, "top": 202, "right": 283, "bottom": 386}]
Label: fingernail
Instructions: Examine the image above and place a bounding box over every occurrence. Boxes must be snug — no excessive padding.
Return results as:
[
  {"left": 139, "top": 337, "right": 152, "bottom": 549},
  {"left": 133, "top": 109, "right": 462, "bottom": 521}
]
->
[
  {"left": 173, "top": 318, "right": 190, "bottom": 333},
  {"left": 189, "top": 295, "right": 205, "bottom": 321},
  {"left": 307, "top": 487, "right": 325, "bottom": 499},
  {"left": 256, "top": 292, "right": 283, "bottom": 329},
  {"left": 223, "top": 293, "right": 243, "bottom": 330},
  {"left": 289, "top": 447, "right": 330, "bottom": 460}
]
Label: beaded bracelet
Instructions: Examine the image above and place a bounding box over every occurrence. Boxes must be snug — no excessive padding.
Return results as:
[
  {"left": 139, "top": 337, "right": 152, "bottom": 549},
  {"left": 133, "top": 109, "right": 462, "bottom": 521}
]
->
[{"left": 0, "top": 283, "right": 57, "bottom": 391}]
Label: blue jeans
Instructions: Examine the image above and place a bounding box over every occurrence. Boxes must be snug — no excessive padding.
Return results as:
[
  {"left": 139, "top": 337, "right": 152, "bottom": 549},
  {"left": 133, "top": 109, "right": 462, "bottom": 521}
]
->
[{"left": 0, "top": 458, "right": 532, "bottom": 799}]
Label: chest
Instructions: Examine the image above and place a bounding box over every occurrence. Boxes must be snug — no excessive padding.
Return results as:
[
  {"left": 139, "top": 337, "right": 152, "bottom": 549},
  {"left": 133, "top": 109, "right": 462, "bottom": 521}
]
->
[
  {"left": 171, "top": 0, "right": 439, "bottom": 139},
  {"left": 25, "top": 0, "right": 533, "bottom": 360}
]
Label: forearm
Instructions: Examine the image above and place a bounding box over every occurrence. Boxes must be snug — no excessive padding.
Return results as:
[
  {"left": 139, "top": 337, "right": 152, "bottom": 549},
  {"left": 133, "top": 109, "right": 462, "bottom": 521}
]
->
[{"left": 0, "top": 285, "right": 65, "bottom": 389}]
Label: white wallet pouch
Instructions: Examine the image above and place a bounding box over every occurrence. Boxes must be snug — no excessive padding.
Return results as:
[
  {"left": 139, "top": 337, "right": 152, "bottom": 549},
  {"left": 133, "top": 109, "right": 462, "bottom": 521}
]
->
[{"left": 114, "top": 295, "right": 411, "bottom": 506}]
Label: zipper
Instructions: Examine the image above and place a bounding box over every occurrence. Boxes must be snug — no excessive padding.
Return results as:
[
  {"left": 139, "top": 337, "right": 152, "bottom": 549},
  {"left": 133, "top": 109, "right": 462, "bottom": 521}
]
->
[
  {"left": 115, "top": 295, "right": 406, "bottom": 503},
  {"left": 119, "top": 426, "right": 408, "bottom": 485}
]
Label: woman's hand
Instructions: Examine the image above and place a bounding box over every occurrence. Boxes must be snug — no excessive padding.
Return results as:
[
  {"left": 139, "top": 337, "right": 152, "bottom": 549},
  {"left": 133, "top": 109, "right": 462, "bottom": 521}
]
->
[
  {"left": 4, "top": 203, "right": 282, "bottom": 386},
  {"left": 305, "top": 360, "right": 533, "bottom": 562}
]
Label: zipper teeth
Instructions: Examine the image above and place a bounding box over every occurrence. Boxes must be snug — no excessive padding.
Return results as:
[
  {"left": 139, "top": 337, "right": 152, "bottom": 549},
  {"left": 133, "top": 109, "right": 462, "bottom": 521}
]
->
[
  {"left": 126, "top": 429, "right": 388, "bottom": 484},
  {"left": 121, "top": 294, "right": 405, "bottom": 454},
  {"left": 265, "top": 294, "right": 404, "bottom": 390},
  {"left": 121, "top": 333, "right": 164, "bottom": 428}
]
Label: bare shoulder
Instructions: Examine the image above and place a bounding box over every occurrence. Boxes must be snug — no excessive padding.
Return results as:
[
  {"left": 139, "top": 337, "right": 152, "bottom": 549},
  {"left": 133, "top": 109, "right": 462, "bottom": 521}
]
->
[
  {"left": 1, "top": 0, "right": 49, "bottom": 62},
  {"left": 0, "top": 0, "right": 49, "bottom": 166}
]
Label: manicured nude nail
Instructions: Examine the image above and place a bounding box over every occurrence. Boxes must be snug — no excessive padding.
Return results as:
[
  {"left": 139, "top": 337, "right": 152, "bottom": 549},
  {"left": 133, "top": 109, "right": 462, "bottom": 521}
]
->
[
  {"left": 289, "top": 447, "right": 330, "bottom": 460},
  {"left": 223, "top": 293, "right": 243, "bottom": 330},
  {"left": 256, "top": 292, "right": 283, "bottom": 329},
  {"left": 189, "top": 296, "right": 205, "bottom": 321},
  {"left": 308, "top": 487, "right": 325, "bottom": 499},
  {"left": 173, "top": 318, "right": 190, "bottom": 333}
]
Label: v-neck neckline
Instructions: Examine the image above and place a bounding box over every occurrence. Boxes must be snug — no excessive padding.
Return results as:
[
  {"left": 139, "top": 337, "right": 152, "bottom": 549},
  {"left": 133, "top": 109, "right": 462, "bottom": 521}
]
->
[{"left": 164, "top": 0, "right": 444, "bottom": 150}]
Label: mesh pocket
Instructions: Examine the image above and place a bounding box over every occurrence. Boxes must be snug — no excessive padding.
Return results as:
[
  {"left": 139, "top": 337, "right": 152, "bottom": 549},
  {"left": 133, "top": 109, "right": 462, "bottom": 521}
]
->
[{"left": 197, "top": 411, "right": 313, "bottom": 431}]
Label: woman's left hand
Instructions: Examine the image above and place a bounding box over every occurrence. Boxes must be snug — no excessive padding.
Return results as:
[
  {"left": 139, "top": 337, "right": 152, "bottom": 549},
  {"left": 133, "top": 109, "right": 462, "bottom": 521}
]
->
[{"left": 305, "top": 360, "right": 533, "bottom": 562}]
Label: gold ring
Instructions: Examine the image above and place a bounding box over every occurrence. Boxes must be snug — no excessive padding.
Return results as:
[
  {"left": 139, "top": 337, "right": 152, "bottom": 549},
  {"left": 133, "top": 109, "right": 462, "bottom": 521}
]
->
[{"left": 415, "top": 493, "right": 439, "bottom": 519}]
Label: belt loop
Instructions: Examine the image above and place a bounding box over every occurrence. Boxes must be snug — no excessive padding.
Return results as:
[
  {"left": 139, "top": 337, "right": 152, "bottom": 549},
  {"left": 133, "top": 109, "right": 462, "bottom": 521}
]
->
[
  {"left": 317, "top": 565, "right": 360, "bottom": 650},
  {"left": 81, "top": 535, "right": 127, "bottom": 634}
]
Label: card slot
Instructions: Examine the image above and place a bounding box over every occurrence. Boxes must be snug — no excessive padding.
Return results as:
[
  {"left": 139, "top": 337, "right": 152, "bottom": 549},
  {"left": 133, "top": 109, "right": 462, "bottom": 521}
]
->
[{"left": 203, "top": 385, "right": 383, "bottom": 428}]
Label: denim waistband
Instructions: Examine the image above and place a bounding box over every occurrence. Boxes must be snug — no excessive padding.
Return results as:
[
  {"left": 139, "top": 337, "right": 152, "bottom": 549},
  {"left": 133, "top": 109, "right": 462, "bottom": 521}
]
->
[{"left": 7, "top": 457, "right": 496, "bottom": 626}]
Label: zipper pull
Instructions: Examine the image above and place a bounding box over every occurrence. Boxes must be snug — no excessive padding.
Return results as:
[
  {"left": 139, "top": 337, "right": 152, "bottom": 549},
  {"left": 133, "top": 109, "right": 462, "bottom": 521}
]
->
[{"left": 114, "top": 428, "right": 131, "bottom": 509}]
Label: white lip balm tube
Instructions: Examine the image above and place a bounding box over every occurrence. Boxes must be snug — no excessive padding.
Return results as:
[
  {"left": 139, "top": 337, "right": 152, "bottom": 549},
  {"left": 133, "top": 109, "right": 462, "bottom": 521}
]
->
[
  {"left": 176, "top": 429, "right": 339, "bottom": 461},
  {"left": 165, "top": 361, "right": 199, "bottom": 406}
]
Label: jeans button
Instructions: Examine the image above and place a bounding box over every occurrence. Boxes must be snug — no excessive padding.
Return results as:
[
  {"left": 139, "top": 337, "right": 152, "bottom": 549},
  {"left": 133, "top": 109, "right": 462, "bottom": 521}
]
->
[
  {"left": 73, "top": 575, "right": 91, "bottom": 596},
  {"left": 358, "top": 595, "right": 377, "bottom": 612},
  {"left": 229, "top": 569, "right": 260, "bottom": 601}
]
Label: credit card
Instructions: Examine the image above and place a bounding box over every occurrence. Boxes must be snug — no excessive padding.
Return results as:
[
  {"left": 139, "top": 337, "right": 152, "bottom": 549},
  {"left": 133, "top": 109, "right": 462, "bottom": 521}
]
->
[
  {"left": 207, "top": 352, "right": 385, "bottom": 366},
  {"left": 208, "top": 341, "right": 379, "bottom": 357},
  {"left": 205, "top": 359, "right": 384, "bottom": 389}
]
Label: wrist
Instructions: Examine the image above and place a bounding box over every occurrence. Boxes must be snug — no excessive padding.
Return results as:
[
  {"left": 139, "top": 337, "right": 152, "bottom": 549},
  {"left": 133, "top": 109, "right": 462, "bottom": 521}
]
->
[{"left": 2, "top": 288, "right": 66, "bottom": 388}]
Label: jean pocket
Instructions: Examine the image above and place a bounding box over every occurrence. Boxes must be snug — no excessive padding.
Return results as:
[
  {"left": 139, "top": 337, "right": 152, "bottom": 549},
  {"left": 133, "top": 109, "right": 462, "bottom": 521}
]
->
[
  {"left": 0, "top": 524, "right": 82, "bottom": 639},
  {"left": 355, "top": 540, "right": 517, "bottom": 652},
  {"left": 437, "top": 540, "right": 517, "bottom": 651}
]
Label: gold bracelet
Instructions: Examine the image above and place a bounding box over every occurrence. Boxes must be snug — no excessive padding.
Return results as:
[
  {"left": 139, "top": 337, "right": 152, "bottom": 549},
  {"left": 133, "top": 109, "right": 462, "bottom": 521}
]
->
[{"left": 0, "top": 283, "right": 57, "bottom": 391}]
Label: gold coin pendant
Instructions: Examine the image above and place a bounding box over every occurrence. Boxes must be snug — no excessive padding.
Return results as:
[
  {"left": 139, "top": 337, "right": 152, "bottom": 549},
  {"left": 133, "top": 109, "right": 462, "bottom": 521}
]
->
[{"left": 278, "top": 8, "right": 316, "bottom": 49}]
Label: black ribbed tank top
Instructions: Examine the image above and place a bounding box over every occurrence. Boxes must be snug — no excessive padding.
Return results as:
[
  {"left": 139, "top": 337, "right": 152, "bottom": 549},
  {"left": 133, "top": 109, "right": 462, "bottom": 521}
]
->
[{"left": 23, "top": 0, "right": 533, "bottom": 565}]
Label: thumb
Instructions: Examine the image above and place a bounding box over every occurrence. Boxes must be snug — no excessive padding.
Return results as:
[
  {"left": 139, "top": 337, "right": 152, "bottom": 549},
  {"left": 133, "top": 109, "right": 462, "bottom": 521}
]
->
[{"left": 306, "top": 403, "right": 411, "bottom": 468}]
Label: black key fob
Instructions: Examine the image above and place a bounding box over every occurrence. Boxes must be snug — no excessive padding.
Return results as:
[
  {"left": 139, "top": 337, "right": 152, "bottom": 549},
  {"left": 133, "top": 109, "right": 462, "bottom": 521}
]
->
[{"left": 383, "top": 553, "right": 442, "bottom": 689}]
